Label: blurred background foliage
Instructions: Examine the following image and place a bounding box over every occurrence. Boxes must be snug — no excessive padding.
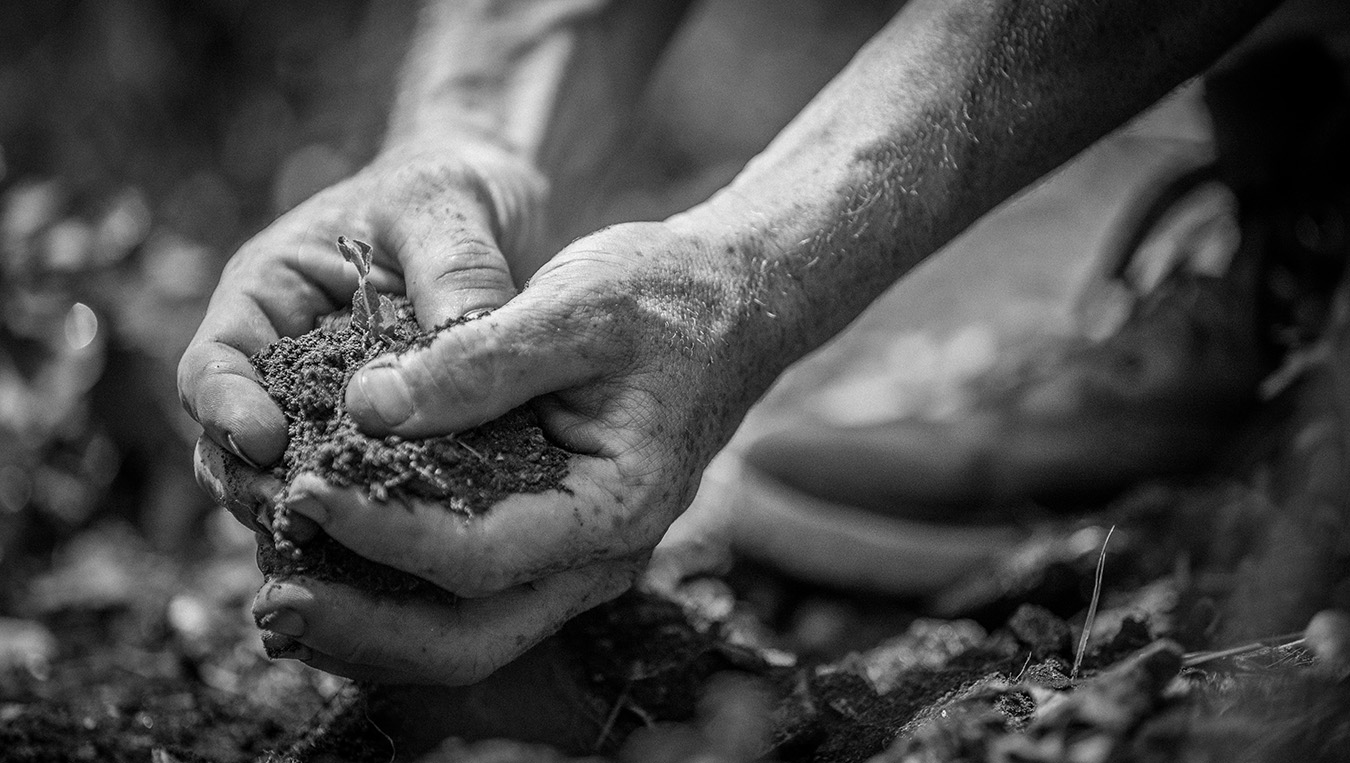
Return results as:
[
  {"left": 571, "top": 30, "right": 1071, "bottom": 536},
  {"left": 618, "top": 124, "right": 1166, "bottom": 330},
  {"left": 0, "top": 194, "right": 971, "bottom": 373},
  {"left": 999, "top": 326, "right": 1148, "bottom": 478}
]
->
[
  {"left": 0, "top": 0, "right": 414, "bottom": 582},
  {"left": 0, "top": 5, "right": 421, "bottom": 757}
]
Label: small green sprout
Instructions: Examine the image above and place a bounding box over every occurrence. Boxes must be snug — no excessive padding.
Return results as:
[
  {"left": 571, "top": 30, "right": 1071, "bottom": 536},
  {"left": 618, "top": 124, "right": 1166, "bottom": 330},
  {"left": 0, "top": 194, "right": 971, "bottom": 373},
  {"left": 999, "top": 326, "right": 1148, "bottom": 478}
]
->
[{"left": 337, "top": 236, "right": 398, "bottom": 342}]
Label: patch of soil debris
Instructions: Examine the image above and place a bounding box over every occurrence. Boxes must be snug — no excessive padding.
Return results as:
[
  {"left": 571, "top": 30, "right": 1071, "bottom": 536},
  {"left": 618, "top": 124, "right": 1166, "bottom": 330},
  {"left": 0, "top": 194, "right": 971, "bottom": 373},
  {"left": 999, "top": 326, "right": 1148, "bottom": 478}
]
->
[
  {"left": 248, "top": 293, "right": 571, "bottom": 598},
  {"left": 0, "top": 524, "right": 337, "bottom": 763},
  {"left": 251, "top": 296, "right": 570, "bottom": 511},
  {"left": 268, "top": 279, "right": 1350, "bottom": 763}
]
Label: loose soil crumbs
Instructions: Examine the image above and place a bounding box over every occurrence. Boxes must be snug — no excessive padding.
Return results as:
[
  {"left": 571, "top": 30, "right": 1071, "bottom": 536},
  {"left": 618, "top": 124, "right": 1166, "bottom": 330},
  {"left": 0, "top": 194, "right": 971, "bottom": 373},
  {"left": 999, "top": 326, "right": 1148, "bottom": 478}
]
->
[{"left": 247, "top": 296, "right": 571, "bottom": 598}]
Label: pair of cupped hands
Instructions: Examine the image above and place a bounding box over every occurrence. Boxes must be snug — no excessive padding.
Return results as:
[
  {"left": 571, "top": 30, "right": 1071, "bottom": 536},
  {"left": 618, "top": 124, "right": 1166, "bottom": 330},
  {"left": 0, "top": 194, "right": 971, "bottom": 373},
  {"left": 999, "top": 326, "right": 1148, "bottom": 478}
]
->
[{"left": 180, "top": 140, "right": 752, "bottom": 686}]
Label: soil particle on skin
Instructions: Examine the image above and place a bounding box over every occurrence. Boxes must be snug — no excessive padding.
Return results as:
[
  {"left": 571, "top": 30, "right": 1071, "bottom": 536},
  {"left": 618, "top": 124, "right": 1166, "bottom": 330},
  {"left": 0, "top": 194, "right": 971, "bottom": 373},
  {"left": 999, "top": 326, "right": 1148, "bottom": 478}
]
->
[
  {"left": 252, "top": 296, "right": 570, "bottom": 511},
  {"left": 248, "top": 295, "right": 572, "bottom": 598}
]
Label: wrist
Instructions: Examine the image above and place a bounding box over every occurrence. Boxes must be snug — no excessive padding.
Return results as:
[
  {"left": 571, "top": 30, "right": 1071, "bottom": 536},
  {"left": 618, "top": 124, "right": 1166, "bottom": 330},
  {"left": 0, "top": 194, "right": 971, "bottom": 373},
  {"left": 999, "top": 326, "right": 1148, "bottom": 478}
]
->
[{"left": 665, "top": 158, "right": 880, "bottom": 357}]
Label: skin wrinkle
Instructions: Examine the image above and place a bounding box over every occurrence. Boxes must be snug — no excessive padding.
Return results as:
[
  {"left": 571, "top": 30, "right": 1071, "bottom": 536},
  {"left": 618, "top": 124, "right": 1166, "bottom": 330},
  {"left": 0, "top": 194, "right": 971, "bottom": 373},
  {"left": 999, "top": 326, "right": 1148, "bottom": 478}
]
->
[
  {"left": 605, "top": 0, "right": 1283, "bottom": 530},
  {"left": 607, "top": 282, "right": 746, "bottom": 465},
  {"left": 187, "top": 0, "right": 1300, "bottom": 686},
  {"left": 430, "top": 261, "right": 509, "bottom": 293},
  {"left": 184, "top": 1, "right": 718, "bottom": 685},
  {"left": 235, "top": 249, "right": 345, "bottom": 337}
]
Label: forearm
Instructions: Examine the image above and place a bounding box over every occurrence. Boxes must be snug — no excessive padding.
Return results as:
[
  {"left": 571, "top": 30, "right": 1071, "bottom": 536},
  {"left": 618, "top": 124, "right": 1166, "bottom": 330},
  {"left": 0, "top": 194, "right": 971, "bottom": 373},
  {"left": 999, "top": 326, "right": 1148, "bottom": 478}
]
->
[
  {"left": 675, "top": 0, "right": 1283, "bottom": 379},
  {"left": 386, "top": 0, "right": 691, "bottom": 184}
]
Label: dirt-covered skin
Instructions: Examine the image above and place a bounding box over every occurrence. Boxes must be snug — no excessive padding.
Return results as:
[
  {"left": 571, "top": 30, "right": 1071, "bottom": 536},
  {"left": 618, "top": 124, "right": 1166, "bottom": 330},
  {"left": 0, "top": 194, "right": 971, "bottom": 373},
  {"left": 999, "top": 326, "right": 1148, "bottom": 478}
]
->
[
  {"left": 180, "top": 0, "right": 1288, "bottom": 687},
  {"left": 250, "top": 297, "right": 568, "bottom": 517},
  {"left": 246, "top": 296, "right": 570, "bottom": 600}
]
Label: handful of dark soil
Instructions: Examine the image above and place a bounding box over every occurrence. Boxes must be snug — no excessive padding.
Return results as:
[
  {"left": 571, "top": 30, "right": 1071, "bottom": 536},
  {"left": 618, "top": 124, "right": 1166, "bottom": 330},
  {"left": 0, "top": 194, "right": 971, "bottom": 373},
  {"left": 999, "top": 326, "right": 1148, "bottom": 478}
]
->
[{"left": 248, "top": 238, "right": 571, "bottom": 600}]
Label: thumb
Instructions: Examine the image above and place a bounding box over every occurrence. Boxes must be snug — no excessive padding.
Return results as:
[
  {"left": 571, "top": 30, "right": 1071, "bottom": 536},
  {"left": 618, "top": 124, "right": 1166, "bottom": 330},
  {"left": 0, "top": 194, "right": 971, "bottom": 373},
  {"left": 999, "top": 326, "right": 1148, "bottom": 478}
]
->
[{"left": 344, "top": 291, "right": 600, "bottom": 437}]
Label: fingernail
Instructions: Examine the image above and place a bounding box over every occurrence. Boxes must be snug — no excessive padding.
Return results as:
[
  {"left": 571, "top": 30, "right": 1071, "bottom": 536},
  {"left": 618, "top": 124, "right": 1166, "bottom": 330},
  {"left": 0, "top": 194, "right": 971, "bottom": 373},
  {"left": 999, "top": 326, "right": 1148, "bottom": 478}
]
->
[
  {"left": 258, "top": 608, "right": 306, "bottom": 638},
  {"left": 355, "top": 366, "right": 414, "bottom": 426},
  {"left": 225, "top": 432, "right": 263, "bottom": 470},
  {"left": 261, "top": 632, "right": 312, "bottom": 661},
  {"left": 285, "top": 491, "right": 329, "bottom": 525}
]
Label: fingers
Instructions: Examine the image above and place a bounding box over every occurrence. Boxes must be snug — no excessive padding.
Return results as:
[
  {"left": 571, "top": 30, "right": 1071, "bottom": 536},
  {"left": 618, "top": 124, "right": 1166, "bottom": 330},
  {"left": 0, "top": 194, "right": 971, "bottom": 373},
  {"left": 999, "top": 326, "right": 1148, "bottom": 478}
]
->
[
  {"left": 342, "top": 301, "right": 591, "bottom": 437},
  {"left": 181, "top": 355, "right": 289, "bottom": 467},
  {"left": 343, "top": 222, "right": 680, "bottom": 439},
  {"left": 193, "top": 435, "right": 283, "bottom": 532},
  {"left": 283, "top": 463, "right": 665, "bottom": 598},
  {"left": 251, "top": 559, "right": 638, "bottom": 685},
  {"left": 178, "top": 220, "right": 378, "bottom": 465},
  {"left": 178, "top": 298, "right": 293, "bottom": 466},
  {"left": 384, "top": 197, "right": 518, "bottom": 328},
  {"left": 344, "top": 293, "right": 607, "bottom": 437}
]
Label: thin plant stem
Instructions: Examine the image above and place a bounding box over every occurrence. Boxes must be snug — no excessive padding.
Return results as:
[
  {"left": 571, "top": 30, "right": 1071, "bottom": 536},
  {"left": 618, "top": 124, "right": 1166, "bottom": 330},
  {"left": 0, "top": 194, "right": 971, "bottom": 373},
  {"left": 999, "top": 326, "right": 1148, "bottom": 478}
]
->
[{"left": 1072, "top": 525, "right": 1115, "bottom": 680}]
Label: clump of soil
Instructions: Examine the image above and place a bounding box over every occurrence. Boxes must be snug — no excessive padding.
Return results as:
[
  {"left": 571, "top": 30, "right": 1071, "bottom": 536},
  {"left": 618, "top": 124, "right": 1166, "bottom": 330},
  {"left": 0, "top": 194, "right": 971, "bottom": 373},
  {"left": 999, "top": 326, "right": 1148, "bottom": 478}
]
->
[{"left": 247, "top": 246, "right": 571, "bottom": 598}]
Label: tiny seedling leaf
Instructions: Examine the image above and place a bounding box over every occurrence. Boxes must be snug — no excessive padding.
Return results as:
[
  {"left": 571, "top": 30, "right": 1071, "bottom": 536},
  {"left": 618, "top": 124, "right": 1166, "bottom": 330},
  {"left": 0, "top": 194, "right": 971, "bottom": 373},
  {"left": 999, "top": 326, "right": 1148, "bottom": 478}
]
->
[
  {"left": 351, "top": 282, "right": 378, "bottom": 336},
  {"left": 337, "top": 236, "right": 372, "bottom": 278},
  {"left": 373, "top": 293, "right": 399, "bottom": 337},
  {"left": 336, "top": 237, "right": 394, "bottom": 342}
]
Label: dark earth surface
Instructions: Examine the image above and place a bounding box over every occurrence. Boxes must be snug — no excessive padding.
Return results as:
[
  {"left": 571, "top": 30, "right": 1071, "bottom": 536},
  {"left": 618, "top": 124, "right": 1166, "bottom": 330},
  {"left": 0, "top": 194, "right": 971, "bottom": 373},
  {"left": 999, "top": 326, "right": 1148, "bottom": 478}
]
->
[{"left": 3, "top": 2, "right": 1350, "bottom": 762}]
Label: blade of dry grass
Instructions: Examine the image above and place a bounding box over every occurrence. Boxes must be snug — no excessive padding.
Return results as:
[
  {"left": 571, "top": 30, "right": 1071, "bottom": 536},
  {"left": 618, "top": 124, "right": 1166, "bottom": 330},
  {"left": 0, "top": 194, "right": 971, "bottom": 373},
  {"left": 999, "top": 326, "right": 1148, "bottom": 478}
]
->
[
  {"left": 1182, "top": 632, "right": 1307, "bottom": 667},
  {"left": 1072, "top": 525, "right": 1115, "bottom": 680}
]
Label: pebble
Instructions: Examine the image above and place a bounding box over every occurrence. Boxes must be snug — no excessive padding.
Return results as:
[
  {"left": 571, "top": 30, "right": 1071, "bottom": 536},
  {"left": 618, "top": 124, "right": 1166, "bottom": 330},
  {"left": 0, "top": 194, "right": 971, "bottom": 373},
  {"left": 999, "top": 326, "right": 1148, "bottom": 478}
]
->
[
  {"left": 0, "top": 617, "right": 57, "bottom": 678},
  {"left": 1008, "top": 604, "right": 1072, "bottom": 659},
  {"left": 1304, "top": 608, "right": 1350, "bottom": 680}
]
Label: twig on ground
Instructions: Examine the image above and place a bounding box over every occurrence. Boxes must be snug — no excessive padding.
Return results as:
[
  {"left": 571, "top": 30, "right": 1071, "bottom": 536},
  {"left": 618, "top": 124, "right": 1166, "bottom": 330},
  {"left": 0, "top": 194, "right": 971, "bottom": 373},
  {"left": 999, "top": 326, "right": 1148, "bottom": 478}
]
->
[{"left": 1182, "top": 632, "right": 1307, "bottom": 668}]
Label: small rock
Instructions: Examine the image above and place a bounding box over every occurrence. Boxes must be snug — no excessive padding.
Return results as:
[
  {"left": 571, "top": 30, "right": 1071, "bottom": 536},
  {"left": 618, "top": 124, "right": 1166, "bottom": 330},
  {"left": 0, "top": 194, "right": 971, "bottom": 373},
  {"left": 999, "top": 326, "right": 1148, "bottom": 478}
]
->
[
  {"left": 790, "top": 599, "right": 854, "bottom": 655},
  {"left": 1304, "top": 608, "right": 1350, "bottom": 680},
  {"left": 1008, "top": 604, "right": 1072, "bottom": 659},
  {"left": 0, "top": 617, "right": 57, "bottom": 677},
  {"left": 862, "top": 618, "right": 987, "bottom": 693}
]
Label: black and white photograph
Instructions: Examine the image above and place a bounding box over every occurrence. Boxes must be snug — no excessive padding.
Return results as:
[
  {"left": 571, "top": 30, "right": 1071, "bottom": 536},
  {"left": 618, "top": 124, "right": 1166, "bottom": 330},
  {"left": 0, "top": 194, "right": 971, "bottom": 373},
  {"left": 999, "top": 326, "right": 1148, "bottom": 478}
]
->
[{"left": 2, "top": 1, "right": 1349, "bottom": 760}]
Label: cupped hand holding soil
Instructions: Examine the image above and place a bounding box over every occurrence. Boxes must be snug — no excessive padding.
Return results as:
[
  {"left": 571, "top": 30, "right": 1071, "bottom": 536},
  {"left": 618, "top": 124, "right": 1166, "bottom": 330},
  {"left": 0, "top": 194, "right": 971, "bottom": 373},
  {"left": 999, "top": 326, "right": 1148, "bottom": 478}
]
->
[
  {"left": 233, "top": 217, "right": 816, "bottom": 686},
  {"left": 184, "top": 163, "right": 820, "bottom": 687}
]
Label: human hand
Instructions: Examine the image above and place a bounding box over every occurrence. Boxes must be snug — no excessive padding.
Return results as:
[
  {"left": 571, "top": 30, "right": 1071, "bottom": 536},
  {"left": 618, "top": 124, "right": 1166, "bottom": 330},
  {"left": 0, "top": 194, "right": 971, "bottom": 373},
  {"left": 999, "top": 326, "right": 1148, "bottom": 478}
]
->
[
  {"left": 235, "top": 218, "right": 790, "bottom": 685},
  {"left": 177, "top": 139, "right": 546, "bottom": 470}
]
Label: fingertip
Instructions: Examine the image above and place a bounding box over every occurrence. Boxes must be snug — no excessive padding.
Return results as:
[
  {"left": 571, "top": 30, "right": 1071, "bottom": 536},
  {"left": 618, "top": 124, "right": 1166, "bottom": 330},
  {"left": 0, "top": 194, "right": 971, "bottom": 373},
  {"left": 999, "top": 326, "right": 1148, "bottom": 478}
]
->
[
  {"left": 284, "top": 473, "right": 346, "bottom": 525},
  {"left": 222, "top": 433, "right": 261, "bottom": 469},
  {"left": 253, "top": 579, "right": 316, "bottom": 622},
  {"left": 345, "top": 362, "right": 414, "bottom": 434},
  {"left": 194, "top": 435, "right": 281, "bottom": 532},
  {"left": 196, "top": 374, "right": 289, "bottom": 466},
  {"left": 260, "top": 630, "right": 309, "bottom": 660}
]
